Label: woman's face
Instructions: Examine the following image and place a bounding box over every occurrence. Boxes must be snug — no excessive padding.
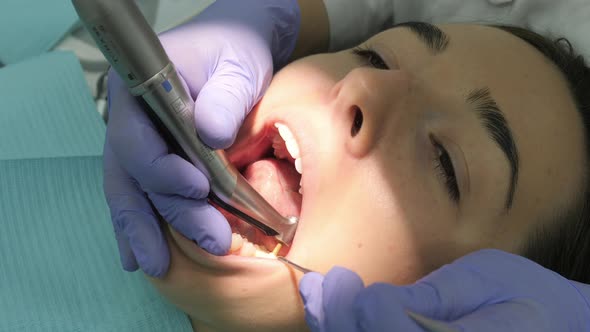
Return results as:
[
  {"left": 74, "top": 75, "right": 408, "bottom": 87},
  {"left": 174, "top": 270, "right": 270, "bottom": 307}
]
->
[{"left": 149, "top": 24, "right": 585, "bottom": 331}]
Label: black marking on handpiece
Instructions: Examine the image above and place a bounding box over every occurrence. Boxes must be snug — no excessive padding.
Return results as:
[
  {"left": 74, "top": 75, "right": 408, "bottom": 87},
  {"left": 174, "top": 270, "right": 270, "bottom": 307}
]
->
[
  {"left": 137, "top": 97, "right": 189, "bottom": 158},
  {"left": 209, "top": 192, "right": 279, "bottom": 237},
  {"left": 0, "top": 61, "right": 5, "bottom": 68},
  {"left": 136, "top": 97, "right": 280, "bottom": 238}
]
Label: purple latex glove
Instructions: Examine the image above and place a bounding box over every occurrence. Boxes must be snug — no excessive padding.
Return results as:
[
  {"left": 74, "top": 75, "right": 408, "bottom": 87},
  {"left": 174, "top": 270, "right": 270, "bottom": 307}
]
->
[
  {"left": 103, "top": 0, "right": 300, "bottom": 277},
  {"left": 300, "top": 249, "right": 590, "bottom": 332}
]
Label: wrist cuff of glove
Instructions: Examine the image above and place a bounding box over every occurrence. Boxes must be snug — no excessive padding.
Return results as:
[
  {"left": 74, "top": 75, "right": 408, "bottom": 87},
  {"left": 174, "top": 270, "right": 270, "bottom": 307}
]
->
[
  {"left": 197, "top": 0, "right": 301, "bottom": 70},
  {"left": 263, "top": 0, "right": 301, "bottom": 69}
]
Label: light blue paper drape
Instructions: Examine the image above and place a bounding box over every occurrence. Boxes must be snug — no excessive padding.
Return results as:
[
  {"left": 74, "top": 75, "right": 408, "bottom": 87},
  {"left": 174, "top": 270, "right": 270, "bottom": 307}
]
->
[{"left": 0, "top": 51, "right": 192, "bottom": 332}]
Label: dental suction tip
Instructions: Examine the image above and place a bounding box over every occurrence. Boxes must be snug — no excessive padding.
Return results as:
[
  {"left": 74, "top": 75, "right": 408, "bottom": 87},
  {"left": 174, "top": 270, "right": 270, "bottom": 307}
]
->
[{"left": 271, "top": 243, "right": 283, "bottom": 256}]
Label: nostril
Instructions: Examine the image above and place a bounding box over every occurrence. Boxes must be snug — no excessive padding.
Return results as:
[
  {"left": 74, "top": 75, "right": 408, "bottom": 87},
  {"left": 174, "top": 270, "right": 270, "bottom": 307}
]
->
[{"left": 351, "top": 106, "right": 363, "bottom": 137}]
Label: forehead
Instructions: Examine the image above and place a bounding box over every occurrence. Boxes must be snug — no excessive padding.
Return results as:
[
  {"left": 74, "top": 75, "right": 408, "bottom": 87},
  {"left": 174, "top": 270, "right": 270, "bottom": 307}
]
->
[{"left": 377, "top": 24, "right": 586, "bottom": 216}]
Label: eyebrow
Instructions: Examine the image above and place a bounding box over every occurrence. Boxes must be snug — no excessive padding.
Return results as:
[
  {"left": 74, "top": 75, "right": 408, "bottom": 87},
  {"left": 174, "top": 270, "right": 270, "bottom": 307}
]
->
[
  {"left": 393, "top": 22, "right": 450, "bottom": 54},
  {"left": 393, "top": 22, "right": 519, "bottom": 209},
  {"left": 467, "top": 88, "right": 519, "bottom": 210}
]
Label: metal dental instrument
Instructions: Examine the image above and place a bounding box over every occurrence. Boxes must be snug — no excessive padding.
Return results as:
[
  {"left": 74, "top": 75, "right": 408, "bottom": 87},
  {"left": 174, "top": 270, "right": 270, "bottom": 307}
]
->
[
  {"left": 72, "top": 0, "right": 298, "bottom": 245},
  {"left": 277, "top": 256, "right": 314, "bottom": 274}
]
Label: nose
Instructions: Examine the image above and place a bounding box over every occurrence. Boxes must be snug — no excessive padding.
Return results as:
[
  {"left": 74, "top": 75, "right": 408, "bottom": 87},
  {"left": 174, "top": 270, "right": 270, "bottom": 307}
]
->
[{"left": 332, "top": 67, "right": 412, "bottom": 158}]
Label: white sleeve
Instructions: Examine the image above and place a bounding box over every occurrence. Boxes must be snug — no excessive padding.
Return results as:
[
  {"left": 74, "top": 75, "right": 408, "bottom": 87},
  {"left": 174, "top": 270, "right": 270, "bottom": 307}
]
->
[
  {"left": 391, "top": 0, "right": 590, "bottom": 59},
  {"left": 322, "top": 0, "right": 394, "bottom": 50}
]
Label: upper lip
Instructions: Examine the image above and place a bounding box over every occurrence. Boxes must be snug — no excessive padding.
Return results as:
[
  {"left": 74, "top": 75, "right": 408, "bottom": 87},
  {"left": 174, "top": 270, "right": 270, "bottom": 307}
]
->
[
  {"left": 265, "top": 117, "right": 307, "bottom": 241},
  {"left": 267, "top": 115, "right": 318, "bottom": 252},
  {"left": 274, "top": 117, "right": 309, "bottom": 179},
  {"left": 227, "top": 111, "right": 314, "bottom": 207}
]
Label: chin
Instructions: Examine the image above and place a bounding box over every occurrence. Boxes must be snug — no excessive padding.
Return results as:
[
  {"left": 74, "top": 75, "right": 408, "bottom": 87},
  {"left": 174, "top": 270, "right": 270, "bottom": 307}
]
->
[{"left": 148, "top": 105, "right": 322, "bottom": 332}]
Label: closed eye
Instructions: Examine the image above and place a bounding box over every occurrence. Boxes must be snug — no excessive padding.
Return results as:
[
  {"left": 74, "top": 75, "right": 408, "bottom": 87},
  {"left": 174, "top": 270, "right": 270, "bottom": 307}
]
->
[
  {"left": 352, "top": 46, "right": 390, "bottom": 70},
  {"left": 430, "top": 135, "right": 460, "bottom": 202}
]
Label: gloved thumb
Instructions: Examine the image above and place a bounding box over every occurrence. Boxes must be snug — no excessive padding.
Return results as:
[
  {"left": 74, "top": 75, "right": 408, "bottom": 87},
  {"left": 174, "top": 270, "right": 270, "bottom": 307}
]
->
[
  {"left": 354, "top": 283, "right": 455, "bottom": 332},
  {"left": 194, "top": 88, "right": 242, "bottom": 149},
  {"left": 299, "top": 267, "right": 365, "bottom": 332},
  {"left": 193, "top": 56, "right": 271, "bottom": 149},
  {"left": 355, "top": 263, "right": 488, "bottom": 324},
  {"left": 299, "top": 272, "right": 325, "bottom": 332},
  {"left": 355, "top": 249, "right": 518, "bottom": 326},
  {"left": 356, "top": 250, "right": 590, "bottom": 332}
]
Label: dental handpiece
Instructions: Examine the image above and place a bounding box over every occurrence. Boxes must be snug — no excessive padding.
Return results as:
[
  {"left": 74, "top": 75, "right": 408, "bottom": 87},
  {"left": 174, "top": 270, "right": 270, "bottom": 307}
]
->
[{"left": 72, "top": 0, "right": 297, "bottom": 245}]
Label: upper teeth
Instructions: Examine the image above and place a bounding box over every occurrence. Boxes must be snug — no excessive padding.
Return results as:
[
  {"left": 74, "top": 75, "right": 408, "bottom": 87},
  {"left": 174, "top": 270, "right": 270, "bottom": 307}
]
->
[{"left": 275, "top": 123, "right": 302, "bottom": 174}]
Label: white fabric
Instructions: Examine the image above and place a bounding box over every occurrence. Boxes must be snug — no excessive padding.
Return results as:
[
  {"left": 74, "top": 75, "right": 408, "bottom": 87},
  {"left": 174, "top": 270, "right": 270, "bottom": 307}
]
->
[
  {"left": 323, "top": 0, "right": 590, "bottom": 59},
  {"left": 323, "top": 0, "right": 392, "bottom": 50}
]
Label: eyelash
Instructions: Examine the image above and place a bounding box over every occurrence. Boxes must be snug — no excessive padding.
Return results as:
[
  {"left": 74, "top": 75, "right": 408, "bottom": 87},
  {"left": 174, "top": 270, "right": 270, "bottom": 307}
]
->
[
  {"left": 353, "top": 46, "right": 458, "bottom": 202},
  {"left": 352, "top": 46, "right": 389, "bottom": 70},
  {"left": 430, "top": 136, "right": 460, "bottom": 202}
]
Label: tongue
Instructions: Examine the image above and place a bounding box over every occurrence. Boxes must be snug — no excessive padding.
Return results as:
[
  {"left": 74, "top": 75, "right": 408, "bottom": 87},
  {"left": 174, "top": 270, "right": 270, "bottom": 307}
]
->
[
  {"left": 224, "top": 158, "right": 302, "bottom": 250},
  {"left": 243, "top": 158, "right": 302, "bottom": 217}
]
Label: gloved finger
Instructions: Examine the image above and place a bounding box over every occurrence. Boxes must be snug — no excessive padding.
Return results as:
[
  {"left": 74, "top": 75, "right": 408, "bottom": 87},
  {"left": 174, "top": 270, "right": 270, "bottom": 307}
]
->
[
  {"left": 107, "top": 72, "right": 210, "bottom": 198},
  {"left": 114, "top": 226, "right": 138, "bottom": 272},
  {"left": 358, "top": 264, "right": 489, "bottom": 323},
  {"left": 370, "top": 249, "right": 526, "bottom": 322},
  {"left": 354, "top": 283, "right": 440, "bottom": 332},
  {"left": 103, "top": 142, "right": 170, "bottom": 277},
  {"left": 148, "top": 192, "right": 232, "bottom": 256},
  {"left": 193, "top": 52, "right": 271, "bottom": 149},
  {"left": 299, "top": 272, "right": 326, "bottom": 332},
  {"left": 321, "top": 267, "right": 365, "bottom": 332},
  {"left": 104, "top": 142, "right": 138, "bottom": 272},
  {"left": 450, "top": 301, "right": 549, "bottom": 332}
]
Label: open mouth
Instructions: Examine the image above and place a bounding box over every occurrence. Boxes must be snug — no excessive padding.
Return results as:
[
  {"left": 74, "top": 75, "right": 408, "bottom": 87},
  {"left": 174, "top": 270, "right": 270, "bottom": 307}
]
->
[{"left": 218, "top": 121, "right": 305, "bottom": 259}]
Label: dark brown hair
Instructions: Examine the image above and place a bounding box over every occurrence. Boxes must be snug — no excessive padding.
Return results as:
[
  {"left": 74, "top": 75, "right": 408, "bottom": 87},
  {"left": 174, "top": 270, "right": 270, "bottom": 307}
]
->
[{"left": 496, "top": 25, "right": 590, "bottom": 283}]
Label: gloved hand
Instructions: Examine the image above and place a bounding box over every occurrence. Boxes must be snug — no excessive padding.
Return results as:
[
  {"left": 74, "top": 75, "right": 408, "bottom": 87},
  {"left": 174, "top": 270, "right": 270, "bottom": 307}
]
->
[
  {"left": 299, "top": 249, "right": 590, "bottom": 332},
  {"left": 103, "top": 0, "right": 300, "bottom": 277}
]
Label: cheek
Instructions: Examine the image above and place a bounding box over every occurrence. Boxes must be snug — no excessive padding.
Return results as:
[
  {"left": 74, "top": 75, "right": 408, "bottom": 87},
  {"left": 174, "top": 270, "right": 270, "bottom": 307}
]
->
[
  {"left": 381, "top": 147, "right": 461, "bottom": 262},
  {"left": 291, "top": 158, "right": 443, "bottom": 285},
  {"left": 313, "top": 142, "right": 457, "bottom": 282},
  {"left": 146, "top": 238, "right": 206, "bottom": 315},
  {"left": 268, "top": 54, "right": 354, "bottom": 104}
]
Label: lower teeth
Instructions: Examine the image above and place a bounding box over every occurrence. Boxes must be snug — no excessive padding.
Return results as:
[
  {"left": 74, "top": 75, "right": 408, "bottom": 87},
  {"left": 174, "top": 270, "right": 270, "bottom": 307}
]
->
[
  {"left": 254, "top": 250, "right": 279, "bottom": 259},
  {"left": 230, "top": 232, "right": 279, "bottom": 259}
]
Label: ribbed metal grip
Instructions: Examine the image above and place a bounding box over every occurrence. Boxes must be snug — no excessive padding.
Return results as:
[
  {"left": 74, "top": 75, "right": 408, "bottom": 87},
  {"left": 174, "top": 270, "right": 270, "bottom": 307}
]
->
[{"left": 72, "top": 0, "right": 169, "bottom": 87}]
